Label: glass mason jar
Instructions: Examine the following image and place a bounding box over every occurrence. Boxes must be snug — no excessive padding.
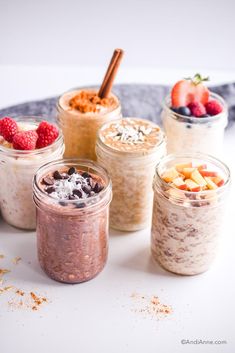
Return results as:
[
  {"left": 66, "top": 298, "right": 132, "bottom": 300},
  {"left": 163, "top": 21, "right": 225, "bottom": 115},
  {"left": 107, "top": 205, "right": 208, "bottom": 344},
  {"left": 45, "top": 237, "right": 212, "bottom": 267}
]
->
[
  {"left": 33, "top": 159, "right": 112, "bottom": 284},
  {"left": 161, "top": 93, "right": 228, "bottom": 157},
  {"left": 151, "top": 153, "right": 231, "bottom": 275},
  {"left": 57, "top": 88, "right": 122, "bottom": 160},
  {"left": 0, "top": 117, "right": 64, "bottom": 230},
  {"left": 96, "top": 118, "right": 166, "bottom": 231}
]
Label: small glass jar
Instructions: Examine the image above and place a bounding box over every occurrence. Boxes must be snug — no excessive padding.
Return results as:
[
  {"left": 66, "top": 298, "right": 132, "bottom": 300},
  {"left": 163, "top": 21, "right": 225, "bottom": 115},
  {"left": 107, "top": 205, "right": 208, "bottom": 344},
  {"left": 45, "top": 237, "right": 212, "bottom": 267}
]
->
[
  {"left": 57, "top": 88, "right": 122, "bottom": 160},
  {"left": 33, "top": 159, "right": 112, "bottom": 284},
  {"left": 161, "top": 93, "right": 228, "bottom": 157},
  {"left": 96, "top": 118, "right": 166, "bottom": 231},
  {"left": 0, "top": 117, "right": 64, "bottom": 230},
  {"left": 151, "top": 153, "right": 231, "bottom": 275}
]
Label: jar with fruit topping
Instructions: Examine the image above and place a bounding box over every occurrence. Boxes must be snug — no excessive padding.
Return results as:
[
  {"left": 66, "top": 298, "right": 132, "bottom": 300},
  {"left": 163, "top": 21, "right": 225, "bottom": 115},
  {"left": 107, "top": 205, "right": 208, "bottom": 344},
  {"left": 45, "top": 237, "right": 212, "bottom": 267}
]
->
[
  {"left": 0, "top": 116, "right": 64, "bottom": 230},
  {"left": 96, "top": 117, "right": 166, "bottom": 231},
  {"left": 162, "top": 74, "right": 228, "bottom": 157},
  {"left": 33, "top": 159, "right": 112, "bottom": 283},
  {"left": 151, "top": 153, "right": 231, "bottom": 275},
  {"left": 57, "top": 88, "right": 122, "bottom": 160}
]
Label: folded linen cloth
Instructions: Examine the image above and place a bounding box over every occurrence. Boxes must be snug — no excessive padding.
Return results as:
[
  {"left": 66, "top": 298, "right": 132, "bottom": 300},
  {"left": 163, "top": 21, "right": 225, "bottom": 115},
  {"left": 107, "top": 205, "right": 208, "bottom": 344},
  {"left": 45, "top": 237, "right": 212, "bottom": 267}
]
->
[{"left": 0, "top": 83, "right": 234, "bottom": 127}]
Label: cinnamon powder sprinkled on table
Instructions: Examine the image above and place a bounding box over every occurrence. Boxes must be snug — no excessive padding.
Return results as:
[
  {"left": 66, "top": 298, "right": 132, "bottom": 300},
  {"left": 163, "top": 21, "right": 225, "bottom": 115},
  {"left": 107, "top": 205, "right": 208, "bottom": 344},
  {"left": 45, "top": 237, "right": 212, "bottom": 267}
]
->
[
  {"left": 0, "top": 254, "right": 48, "bottom": 311},
  {"left": 131, "top": 292, "right": 173, "bottom": 319}
]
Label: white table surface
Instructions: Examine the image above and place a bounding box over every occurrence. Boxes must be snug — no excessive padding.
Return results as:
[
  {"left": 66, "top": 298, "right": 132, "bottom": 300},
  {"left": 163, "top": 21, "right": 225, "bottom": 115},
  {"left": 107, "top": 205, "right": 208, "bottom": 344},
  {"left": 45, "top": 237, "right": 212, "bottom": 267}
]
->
[{"left": 0, "top": 66, "right": 235, "bottom": 353}]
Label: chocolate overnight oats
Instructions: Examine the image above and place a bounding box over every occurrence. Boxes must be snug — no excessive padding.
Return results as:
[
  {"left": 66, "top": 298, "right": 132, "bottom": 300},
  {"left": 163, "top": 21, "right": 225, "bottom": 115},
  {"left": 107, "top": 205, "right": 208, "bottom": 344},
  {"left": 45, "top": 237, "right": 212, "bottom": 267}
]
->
[
  {"left": 96, "top": 118, "right": 166, "bottom": 231},
  {"left": 33, "top": 159, "right": 112, "bottom": 283},
  {"left": 151, "top": 154, "right": 231, "bottom": 275},
  {"left": 57, "top": 89, "right": 121, "bottom": 160},
  {"left": 0, "top": 116, "right": 64, "bottom": 229}
]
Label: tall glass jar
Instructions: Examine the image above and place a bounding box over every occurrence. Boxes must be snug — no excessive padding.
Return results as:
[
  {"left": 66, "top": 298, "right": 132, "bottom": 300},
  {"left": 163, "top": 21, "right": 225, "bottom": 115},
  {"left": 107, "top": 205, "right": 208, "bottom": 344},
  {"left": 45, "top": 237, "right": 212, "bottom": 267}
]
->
[
  {"left": 96, "top": 118, "right": 166, "bottom": 231},
  {"left": 33, "top": 159, "right": 112, "bottom": 284},
  {"left": 57, "top": 88, "right": 122, "bottom": 160},
  {"left": 0, "top": 117, "right": 64, "bottom": 230},
  {"left": 162, "top": 93, "right": 228, "bottom": 157},
  {"left": 151, "top": 153, "right": 231, "bottom": 275}
]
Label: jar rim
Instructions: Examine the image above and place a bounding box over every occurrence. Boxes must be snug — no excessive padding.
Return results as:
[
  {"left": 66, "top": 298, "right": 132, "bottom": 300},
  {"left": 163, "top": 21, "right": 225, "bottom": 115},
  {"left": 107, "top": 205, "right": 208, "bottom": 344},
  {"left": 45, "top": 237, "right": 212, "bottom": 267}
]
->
[
  {"left": 96, "top": 117, "right": 166, "bottom": 158},
  {"left": 163, "top": 92, "right": 228, "bottom": 124},
  {"left": 0, "top": 116, "right": 63, "bottom": 156},
  {"left": 33, "top": 158, "right": 112, "bottom": 211},
  {"left": 57, "top": 87, "right": 121, "bottom": 116},
  {"left": 154, "top": 152, "right": 231, "bottom": 203}
]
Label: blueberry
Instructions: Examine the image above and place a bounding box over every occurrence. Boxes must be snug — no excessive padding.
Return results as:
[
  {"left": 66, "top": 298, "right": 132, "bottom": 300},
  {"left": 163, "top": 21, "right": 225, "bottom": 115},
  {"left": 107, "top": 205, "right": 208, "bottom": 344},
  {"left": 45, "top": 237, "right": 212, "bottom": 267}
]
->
[
  {"left": 171, "top": 107, "right": 179, "bottom": 113},
  {"left": 177, "top": 106, "right": 191, "bottom": 116}
]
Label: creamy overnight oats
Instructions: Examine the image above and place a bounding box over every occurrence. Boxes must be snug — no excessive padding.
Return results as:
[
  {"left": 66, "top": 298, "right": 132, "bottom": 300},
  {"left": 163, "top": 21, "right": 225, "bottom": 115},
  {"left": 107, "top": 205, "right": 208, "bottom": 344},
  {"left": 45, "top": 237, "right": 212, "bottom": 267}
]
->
[
  {"left": 57, "top": 89, "right": 121, "bottom": 160},
  {"left": 33, "top": 160, "right": 112, "bottom": 283},
  {"left": 151, "top": 154, "right": 230, "bottom": 275},
  {"left": 96, "top": 118, "right": 166, "bottom": 231},
  {"left": 0, "top": 116, "right": 64, "bottom": 229},
  {"left": 162, "top": 74, "right": 228, "bottom": 157}
]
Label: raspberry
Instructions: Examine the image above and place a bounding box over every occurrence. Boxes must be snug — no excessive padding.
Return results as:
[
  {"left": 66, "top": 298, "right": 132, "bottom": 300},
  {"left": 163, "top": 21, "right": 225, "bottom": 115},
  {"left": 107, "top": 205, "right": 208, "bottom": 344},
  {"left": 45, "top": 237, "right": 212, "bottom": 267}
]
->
[
  {"left": 187, "top": 102, "right": 206, "bottom": 117},
  {"left": 13, "top": 130, "right": 38, "bottom": 150},
  {"left": 0, "top": 117, "right": 18, "bottom": 142},
  {"left": 205, "top": 100, "right": 223, "bottom": 116},
  {"left": 36, "top": 121, "right": 59, "bottom": 148}
]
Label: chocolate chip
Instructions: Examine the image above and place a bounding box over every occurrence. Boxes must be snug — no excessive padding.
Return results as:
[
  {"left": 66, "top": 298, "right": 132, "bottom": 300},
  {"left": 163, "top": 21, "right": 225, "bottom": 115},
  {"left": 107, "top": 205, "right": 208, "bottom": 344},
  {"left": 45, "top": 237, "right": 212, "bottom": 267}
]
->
[
  {"left": 53, "top": 170, "right": 62, "bottom": 180},
  {"left": 88, "top": 178, "right": 95, "bottom": 188},
  {"left": 82, "top": 185, "right": 91, "bottom": 194},
  {"left": 93, "top": 183, "right": 103, "bottom": 193},
  {"left": 59, "top": 201, "right": 67, "bottom": 206},
  {"left": 69, "top": 195, "right": 76, "bottom": 200},
  {"left": 68, "top": 167, "right": 76, "bottom": 175},
  {"left": 46, "top": 186, "right": 55, "bottom": 194},
  {"left": 76, "top": 202, "right": 86, "bottom": 208},
  {"left": 43, "top": 177, "right": 54, "bottom": 186},
  {"left": 82, "top": 172, "right": 91, "bottom": 179},
  {"left": 186, "top": 124, "right": 192, "bottom": 129},
  {"left": 73, "top": 189, "right": 83, "bottom": 198}
]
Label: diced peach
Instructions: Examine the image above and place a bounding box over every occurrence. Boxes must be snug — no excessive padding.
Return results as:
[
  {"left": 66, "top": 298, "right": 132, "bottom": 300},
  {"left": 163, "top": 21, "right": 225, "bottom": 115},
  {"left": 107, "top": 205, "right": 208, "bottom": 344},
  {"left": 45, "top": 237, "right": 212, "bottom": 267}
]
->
[
  {"left": 204, "top": 177, "right": 218, "bottom": 190},
  {"left": 181, "top": 167, "right": 195, "bottom": 179},
  {"left": 185, "top": 179, "right": 201, "bottom": 192},
  {"left": 172, "top": 177, "right": 187, "bottom": 190},
  {"left": 162, "top": 167, "right": 179, "bottom": 183},
  {"left": 212, "top": 176, "right": 224, "bottom": 187},
  {"left": 191, "top": 169, "right": 207, "bottom": 187},
  {"left": 196, "top": 164, "right": 207, "bottom": 171},
  {"left": 175, "top": 162, "right": 192, "bottom": 173},
  {"left": 199, "top": 170, "right": 218, "bottom": 177}
]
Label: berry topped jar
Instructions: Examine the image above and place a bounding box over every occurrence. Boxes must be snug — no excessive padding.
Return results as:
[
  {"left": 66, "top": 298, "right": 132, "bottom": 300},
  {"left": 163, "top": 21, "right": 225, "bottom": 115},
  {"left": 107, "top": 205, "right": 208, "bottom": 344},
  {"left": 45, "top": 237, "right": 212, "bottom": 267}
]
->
[
  {"left": 161, "top": 74, "right": 228, "bottom": 157},
  {"left": 0, "top": 116, "right": 64, "bottom": 230}
]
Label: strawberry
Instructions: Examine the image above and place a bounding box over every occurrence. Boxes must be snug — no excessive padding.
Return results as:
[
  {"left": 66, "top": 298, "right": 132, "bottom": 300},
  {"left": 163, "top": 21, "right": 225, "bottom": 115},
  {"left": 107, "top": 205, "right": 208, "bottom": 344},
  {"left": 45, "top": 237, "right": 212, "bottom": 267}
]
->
[
  {"left": 36, "top": 121, "right": 59, "bottom": 148},
  {"left": 187, "top": 102, "right": 206, "bottom": 117},
  {"left": 171, "top": 73, "right": 210, "bottom": 108},
  {"left": 205, "top": 100, "right": 223, "bottom": 116},
  {"left": 13, "top": 130, "right": 38, "bottom": 150},
  {"left": 0, "top": 117, "right": 18, "bottom": 142}
]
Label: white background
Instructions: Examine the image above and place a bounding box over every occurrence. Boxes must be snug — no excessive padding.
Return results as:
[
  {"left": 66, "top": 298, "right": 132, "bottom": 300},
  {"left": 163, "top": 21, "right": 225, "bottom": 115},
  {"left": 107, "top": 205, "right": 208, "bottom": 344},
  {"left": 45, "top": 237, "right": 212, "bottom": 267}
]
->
[{"left": 0, "top": 0, "right": 235, "bottom": 70}]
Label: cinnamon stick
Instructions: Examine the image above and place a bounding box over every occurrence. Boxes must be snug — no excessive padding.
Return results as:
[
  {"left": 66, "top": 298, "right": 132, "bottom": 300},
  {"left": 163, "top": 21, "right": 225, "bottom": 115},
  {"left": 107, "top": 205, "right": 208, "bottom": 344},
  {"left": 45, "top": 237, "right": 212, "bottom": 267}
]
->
[{"left": 98, "top": 48, "right": 124, "bottom": 99}]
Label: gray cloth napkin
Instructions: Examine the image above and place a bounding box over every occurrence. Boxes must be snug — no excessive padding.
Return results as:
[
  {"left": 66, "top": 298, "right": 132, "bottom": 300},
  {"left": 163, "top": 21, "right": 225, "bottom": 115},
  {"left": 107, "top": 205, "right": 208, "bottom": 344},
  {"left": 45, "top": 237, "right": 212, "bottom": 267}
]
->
[{"left": 0, "top": 83, "right": 234, "bottom": 127}]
